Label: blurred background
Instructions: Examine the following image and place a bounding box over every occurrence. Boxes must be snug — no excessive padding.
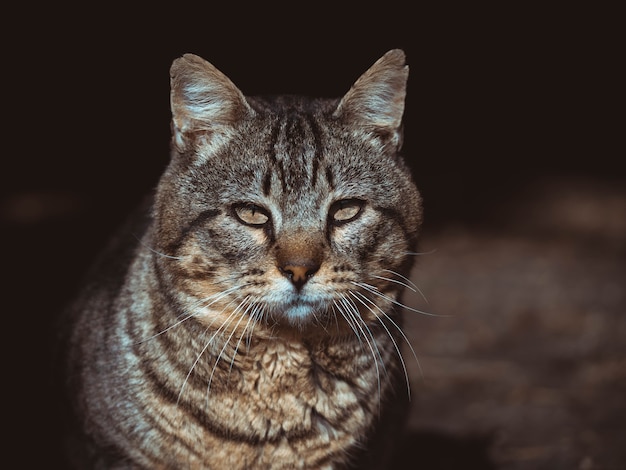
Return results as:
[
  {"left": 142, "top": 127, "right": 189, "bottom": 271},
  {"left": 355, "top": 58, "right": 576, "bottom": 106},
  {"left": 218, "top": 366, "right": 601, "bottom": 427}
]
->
[{"left": 3, "top": 4, "right": 623, "bottom": 468}]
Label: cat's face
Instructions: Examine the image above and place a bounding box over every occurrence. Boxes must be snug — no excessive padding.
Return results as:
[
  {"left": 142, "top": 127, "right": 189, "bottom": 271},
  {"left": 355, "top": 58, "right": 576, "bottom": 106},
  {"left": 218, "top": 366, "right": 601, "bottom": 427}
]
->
[{"left": 154, "top": 51, "right": 421, "bottom": 337}]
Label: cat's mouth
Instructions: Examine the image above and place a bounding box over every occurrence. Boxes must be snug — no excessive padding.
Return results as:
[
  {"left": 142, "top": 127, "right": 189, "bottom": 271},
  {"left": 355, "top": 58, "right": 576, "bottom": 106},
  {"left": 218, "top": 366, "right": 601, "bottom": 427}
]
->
[
  {"left": 268, "top": 297, "right": 330, "bottom": 327},
  {"left": 285, "top": 299, "right": 322, "bottom": 319}
]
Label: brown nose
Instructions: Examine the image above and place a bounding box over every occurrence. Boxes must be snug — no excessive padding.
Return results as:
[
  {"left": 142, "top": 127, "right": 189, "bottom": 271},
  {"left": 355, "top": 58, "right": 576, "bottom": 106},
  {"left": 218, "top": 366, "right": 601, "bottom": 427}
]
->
[{"left": 279, "top": 261, "right": 320, "bottom": 290}]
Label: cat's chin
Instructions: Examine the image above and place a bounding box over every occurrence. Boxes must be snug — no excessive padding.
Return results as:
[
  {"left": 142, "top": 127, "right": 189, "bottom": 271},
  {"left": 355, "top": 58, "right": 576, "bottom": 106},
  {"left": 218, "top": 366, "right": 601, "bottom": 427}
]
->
[
  {"left": 269, "top": 299, "right": 330, "bottom": 329},
  {"left": 283, "top": 301, "right": 321, "bottom": 321}
]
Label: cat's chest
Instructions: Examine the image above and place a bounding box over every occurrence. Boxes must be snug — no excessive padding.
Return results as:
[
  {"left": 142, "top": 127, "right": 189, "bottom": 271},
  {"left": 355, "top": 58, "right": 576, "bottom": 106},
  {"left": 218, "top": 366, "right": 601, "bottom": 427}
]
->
[{"left": 212, "top": 339, "right": 370, "bottom": 441}]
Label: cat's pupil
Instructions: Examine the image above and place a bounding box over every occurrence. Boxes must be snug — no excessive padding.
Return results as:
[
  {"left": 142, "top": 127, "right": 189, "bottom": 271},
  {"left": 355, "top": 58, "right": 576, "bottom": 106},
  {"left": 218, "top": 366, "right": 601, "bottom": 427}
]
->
[
  {"left": 330, "top": 199, "right": 364, "bottom": 224},
  {"left": 234, "top": 204, "right": 269, "bottom": 226},
  {"left": 233, "top": 199, "right": 365, "bottom": 229}
]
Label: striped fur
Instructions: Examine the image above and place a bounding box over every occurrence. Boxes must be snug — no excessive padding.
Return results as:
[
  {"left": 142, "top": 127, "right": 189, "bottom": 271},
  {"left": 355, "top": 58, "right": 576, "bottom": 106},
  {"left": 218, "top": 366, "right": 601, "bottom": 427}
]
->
[{"left": 64, "top": 50, "right": 422, "bottom": 469}]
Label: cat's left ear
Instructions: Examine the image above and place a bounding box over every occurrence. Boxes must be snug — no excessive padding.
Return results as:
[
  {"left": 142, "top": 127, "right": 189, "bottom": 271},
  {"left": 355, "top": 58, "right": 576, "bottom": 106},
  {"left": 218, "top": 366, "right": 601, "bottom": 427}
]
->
[
  {"left": 334, "top": 49, "right": 408, "bottom": 151},
  {"left": 170, "top": 54, "right": 254, "bottom": 152}
]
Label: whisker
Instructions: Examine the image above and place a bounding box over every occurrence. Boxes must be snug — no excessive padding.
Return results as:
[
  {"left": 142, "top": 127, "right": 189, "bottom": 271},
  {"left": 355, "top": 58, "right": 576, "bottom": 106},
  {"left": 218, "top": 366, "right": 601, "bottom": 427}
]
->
[
  {"left": 332, "top": 299, "right": 362, "bottom": 346},
  {"left": 133, "top": 233, "right": 183, "bottom": 260},
  {"left": 136, "top": 296, "right": 222, "bottom": 345},
  {"left": 339, "top": 293, "right": 384, "bottom": 411},
  {"left": 206, "top": 296, "right": 252, "bottom": 406},
  {"left": 229, "top": 299, "right": 260, "bottom": 374},
  {"left": 370, "top": 274, "right": 417, "bottom": 293},
  {"left": 245, "top": 303, "right": 266, "bottom": 348},
  {"left": 136, "top": 284, "right": 250, "bottom": 344},
  {"left": 351, "top": 290, "right": 423, "bottom": 394},
  {"left": 177, "top": 296, "right": 244, "bottom": 404},
  {"left": 352, "top": 281, "right": 447, "bottom": 317},
  {"left": 380, "top": 269, "right": 417, "bottom": 291},
  {"left": 349, "top": 291, "right": 410, "bottom": 398},
  {"left": 311, "top": 307, "right": 330, "bottom": 333},
  {"left": 380, "top": 269, "right": 429, "bottom": 304}
]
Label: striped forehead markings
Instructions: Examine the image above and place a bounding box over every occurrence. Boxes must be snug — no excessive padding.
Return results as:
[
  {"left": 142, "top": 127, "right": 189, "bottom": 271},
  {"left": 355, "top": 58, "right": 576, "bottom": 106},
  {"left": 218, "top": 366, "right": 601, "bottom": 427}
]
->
[
  {"left": 265, "top": 113, "right": 327, "bottom": 194},
  {"left": 308, "top": 115, "right": 324, "bottom": 188},
  {"left": 267, "top": 120, "right": 287, "bottom": 194}
]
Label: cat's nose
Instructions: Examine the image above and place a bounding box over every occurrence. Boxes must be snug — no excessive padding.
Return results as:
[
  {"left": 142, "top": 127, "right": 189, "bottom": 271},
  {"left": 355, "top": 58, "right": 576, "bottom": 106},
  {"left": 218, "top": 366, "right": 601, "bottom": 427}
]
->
[{"left": 279, "top": 261, "right": 320, "bottom": 290}]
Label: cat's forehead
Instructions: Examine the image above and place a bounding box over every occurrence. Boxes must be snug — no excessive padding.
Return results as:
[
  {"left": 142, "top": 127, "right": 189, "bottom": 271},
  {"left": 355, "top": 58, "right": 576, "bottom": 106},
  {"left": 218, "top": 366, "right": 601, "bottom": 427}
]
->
[
  {"left": 243, "top": 113, "right": 335, "bottom": 212},
  {"left": 258, "top": 115, "right": 370, "bottom": 193},
  {"left": 247, "top": 95, "right": 338, "bottom": 114}
]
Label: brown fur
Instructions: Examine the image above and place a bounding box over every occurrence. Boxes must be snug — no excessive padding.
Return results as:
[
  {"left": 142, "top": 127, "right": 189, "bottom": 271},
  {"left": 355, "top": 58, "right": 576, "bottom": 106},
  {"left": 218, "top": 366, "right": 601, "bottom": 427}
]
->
[{"left": 63, "top": 50, "right": 422, "bottom": 469}]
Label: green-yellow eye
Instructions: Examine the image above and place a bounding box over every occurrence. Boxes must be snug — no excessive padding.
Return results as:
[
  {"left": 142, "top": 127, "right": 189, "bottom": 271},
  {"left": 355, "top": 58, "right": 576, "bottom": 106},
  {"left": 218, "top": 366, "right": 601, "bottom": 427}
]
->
[
  {"left": 330, "top": 199, "right": 365, "bottom": 224},
  {"left": 233, "top": 204, "right": 270, "bottom": 227}
]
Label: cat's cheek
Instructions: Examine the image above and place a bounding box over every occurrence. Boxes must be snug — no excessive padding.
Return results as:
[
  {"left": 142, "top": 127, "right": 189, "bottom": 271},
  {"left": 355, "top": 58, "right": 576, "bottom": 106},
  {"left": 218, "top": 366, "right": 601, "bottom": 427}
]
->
[
  {"left": 248, "top": 229, "right": 270, "bottom": 247},
  {"left": 329, "top": 210, "right": 379, "bottom": 248},
  {"left": 329, "top": 226, "right": 360, "bottom": 253}
]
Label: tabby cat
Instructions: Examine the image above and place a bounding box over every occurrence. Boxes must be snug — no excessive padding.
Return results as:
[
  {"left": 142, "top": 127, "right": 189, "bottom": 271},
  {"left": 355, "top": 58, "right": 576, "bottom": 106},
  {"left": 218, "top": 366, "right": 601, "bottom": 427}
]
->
[{"left": 62, "top": 49, "right": 422, "bottom": 469}]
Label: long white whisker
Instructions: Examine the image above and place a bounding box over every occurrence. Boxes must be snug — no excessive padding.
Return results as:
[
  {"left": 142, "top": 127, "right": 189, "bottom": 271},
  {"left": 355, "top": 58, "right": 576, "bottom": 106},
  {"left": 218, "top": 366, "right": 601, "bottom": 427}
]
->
[
  {"left": 206, "top": 296, "right": 252, "bottom": 407},
  {"left": 245, "top": 303, "right": 265, "bottom": 348},
  {"left": 340, "top": 293, "right": 384, "bottom": 411},
  {"left": 352, "top": 281, "right": 446, "bottom": 317},
  {"left": 380, "top": 269, "right": 429, "bottom": 304},
  {"left": 133, "top": 233, "right": 184, "bottom": 260},
  {"left": 136, "top": 284, "right": 250, "bottom": 344},
  {"left": 350, "top": 291, "right": 409, "bottom": 397},
  {"left": 370, "top": 274, "right": 417, "bottom": 293},
  {"left": 176, "top": 296, "right": 243, "bottom": 404},
  {"left": 351, "top": 290, "right": 422, "bottom": 395},
  {"left": 333, "top": 299, "right": 362, "bottom": 345},
  {"left": 137, "top": 297, "right": 220, "bottom": 345},
  {"left": 229, "top": 299, "right": 260, "bottom": 374},
  {"left": 380, "top": 269, "right": 416, "bottom": 292}
]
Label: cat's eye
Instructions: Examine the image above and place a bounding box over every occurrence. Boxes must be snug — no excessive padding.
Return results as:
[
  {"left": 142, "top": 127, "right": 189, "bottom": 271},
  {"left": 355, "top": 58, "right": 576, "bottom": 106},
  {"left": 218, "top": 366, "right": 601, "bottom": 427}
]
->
[
  {"left": 329, "top": 199, "right": 365, "bottom": 225},
  {"left": 233, "top": 203, "right": 270, "bottom": 227}
]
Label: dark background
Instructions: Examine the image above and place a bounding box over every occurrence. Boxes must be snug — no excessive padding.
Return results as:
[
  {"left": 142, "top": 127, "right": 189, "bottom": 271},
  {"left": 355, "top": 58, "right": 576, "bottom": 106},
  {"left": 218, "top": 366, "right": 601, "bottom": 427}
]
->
[{"left": 3, "top": 5, "right": 621, "bottom": 468}]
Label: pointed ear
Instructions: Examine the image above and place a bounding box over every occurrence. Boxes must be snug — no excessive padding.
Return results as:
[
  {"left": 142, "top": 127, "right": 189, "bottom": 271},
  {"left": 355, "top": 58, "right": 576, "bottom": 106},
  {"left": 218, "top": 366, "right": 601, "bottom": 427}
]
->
[
  {"left": 170, "top": 54, "right": 254, "bottom": 151},
  {"left": 334, "top": 49, "right": 408, "bottom": 150}
]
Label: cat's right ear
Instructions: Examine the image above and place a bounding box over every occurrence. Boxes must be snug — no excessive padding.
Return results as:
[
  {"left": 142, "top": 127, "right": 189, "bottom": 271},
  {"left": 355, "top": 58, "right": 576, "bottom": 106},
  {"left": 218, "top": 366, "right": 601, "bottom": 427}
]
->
[{"left": 170, "top": 54, "right": 254, "bottom": 152}]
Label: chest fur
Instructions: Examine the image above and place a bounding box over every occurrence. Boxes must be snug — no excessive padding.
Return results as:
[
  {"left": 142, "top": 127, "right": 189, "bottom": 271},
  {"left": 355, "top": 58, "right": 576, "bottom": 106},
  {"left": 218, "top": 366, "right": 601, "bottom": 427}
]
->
[
  {"left": 216, "top": 340, "right": 371, "bottom": 437},
  {"left": 134, "top": 337, "right": 385, "bottom": 468}
]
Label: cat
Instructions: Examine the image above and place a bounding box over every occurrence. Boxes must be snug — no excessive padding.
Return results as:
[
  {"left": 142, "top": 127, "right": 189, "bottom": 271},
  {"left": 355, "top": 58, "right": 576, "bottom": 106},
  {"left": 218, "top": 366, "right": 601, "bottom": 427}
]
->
[{"left": 61, "top": 49, "right": 422, "bottom": 469}]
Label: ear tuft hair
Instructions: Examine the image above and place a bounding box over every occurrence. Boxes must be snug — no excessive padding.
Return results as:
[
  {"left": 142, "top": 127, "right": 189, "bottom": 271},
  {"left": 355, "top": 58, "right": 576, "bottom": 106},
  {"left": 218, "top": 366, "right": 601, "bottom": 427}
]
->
[
  {"left": 334, "top": 49, "right": 409, "bottom": 149},
  {"left": 170, "top": 54, "right": 253, "bottom": 151}
]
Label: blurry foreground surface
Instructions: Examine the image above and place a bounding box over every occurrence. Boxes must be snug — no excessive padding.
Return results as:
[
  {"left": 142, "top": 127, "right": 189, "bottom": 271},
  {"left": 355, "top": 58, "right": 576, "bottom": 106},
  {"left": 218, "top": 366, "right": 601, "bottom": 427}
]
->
[{"left": 399, "top": 176, "right": 626, "bottom": 469}]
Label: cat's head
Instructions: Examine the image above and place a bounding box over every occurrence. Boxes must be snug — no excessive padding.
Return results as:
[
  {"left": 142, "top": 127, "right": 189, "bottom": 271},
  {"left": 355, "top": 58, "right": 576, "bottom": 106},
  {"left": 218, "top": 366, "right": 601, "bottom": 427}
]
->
[{"left": 154, "top": 50, "right": 422, "bottom": 338}]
